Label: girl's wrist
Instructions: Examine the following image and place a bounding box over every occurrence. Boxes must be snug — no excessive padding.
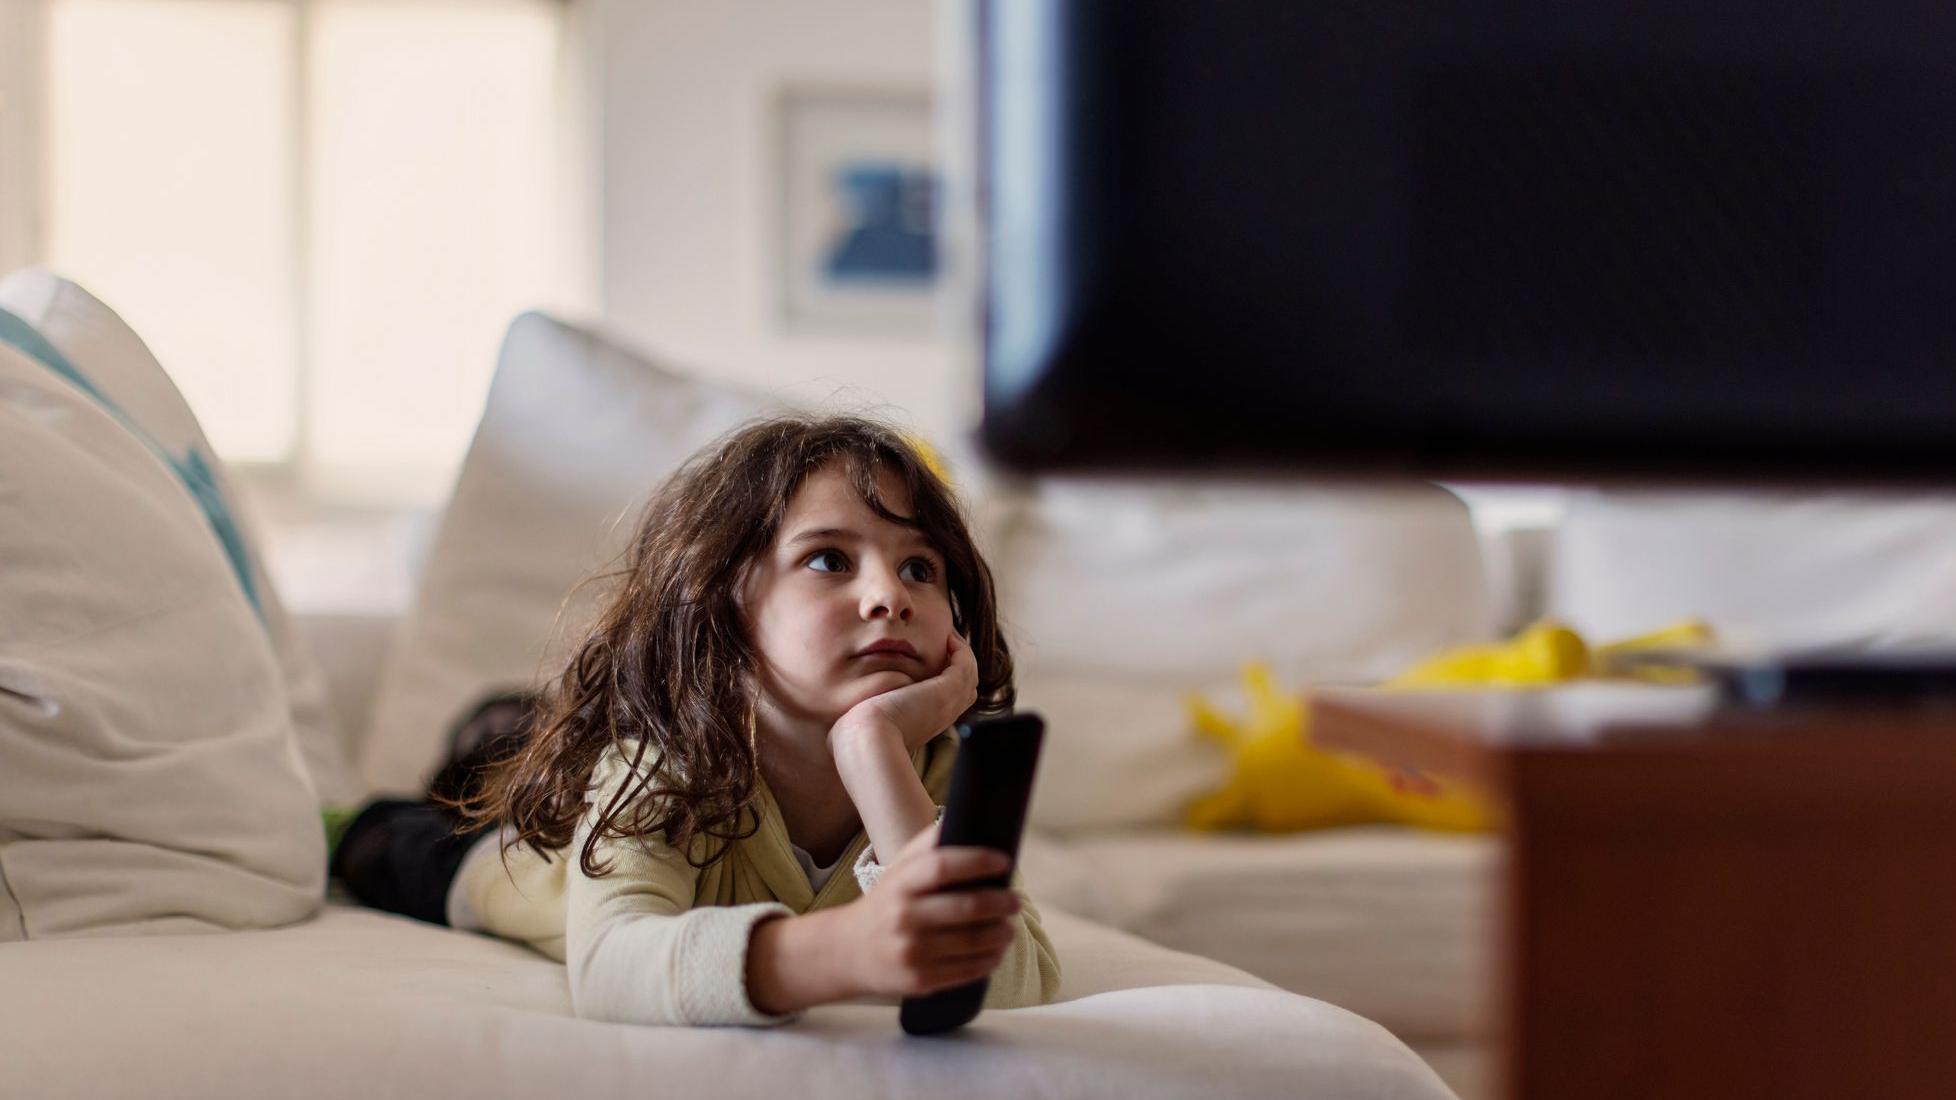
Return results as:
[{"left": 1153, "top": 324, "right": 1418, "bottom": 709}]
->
[
  {"left": 827, "top": 717, "right": 902, "bottom": 780},
  {"left": 827, "top": 712, "right": 900, "bottom": 758},
  {"left": 746, "top": 909, "right": 861, "bottom": 1015},
  {"left": 829, "top": 725, "right": 939, "bottom": 862}
]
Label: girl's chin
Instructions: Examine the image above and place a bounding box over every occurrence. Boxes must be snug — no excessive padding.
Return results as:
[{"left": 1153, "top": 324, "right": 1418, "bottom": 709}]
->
[{"left": 839, "top": 669, "right": 918, "bottom": 703}]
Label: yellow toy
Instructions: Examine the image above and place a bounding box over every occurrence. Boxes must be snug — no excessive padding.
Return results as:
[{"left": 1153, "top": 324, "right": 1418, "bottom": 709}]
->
[
  {"left": 900, "top": 432, "right": 951, "bottom": 483},
  {"left": 1390, "top": 618, "right": 1714, "bottom": 687},
  {"left": 1183, "top": 618, "right": 1714, "bottom": 834}
]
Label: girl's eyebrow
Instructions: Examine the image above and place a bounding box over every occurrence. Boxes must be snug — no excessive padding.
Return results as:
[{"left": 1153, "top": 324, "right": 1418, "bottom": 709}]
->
[{"left": 784, "top": 525, "right": 937, "bottom": 552}]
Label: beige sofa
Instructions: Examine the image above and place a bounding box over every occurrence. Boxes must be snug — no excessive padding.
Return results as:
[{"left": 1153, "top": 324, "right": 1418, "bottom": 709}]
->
[{"left": 3, "top": 273, "right": 1471, "bottom": 1099}]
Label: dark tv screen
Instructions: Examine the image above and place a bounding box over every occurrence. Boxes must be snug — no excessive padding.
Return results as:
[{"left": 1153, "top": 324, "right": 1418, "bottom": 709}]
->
[{"left": 978, "top": 0, "right": 1956, "bottom": 482}]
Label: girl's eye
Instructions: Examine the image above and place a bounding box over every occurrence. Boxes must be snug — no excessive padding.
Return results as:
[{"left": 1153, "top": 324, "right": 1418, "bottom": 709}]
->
[{"left": 804, "top": 549, "right": 936, "bottom": 581}]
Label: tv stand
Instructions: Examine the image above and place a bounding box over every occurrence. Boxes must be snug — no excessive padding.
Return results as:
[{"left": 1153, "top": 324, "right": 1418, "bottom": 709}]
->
[{"left": 1313, "top": 685, "right": 1956, "bottom": 1100}]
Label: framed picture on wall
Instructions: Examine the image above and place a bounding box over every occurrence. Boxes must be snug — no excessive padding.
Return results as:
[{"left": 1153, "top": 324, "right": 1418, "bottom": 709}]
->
[{"left": 775, "top": 85, "right": 941, "bottom": 337}]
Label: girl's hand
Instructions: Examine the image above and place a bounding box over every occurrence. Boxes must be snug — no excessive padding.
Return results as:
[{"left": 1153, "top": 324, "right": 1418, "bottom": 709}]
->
[
  {"left": 832, "top": 631, "right": 979, "bottom": 755},
  {"left": 831, "top": 825, "right": 1022, "bottom": 999}
]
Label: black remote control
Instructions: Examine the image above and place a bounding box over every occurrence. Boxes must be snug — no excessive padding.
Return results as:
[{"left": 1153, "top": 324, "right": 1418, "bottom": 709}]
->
[{"left": 898, "top": 712, "right": 1044, "bottom": 1036}]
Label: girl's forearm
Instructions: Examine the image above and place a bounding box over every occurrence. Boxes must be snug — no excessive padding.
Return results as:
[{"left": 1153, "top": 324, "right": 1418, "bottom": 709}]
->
[
  {"left": 746, "top": 908, "right": 857, "bottom": 1015},
  {"left": 829, "top": 720, "right": 939, "bottom": 862}
]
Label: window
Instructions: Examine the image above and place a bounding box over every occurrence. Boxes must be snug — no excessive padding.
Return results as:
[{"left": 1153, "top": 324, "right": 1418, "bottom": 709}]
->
[{"left": 41, "top": 0, "right": 586, "bottom": 501}]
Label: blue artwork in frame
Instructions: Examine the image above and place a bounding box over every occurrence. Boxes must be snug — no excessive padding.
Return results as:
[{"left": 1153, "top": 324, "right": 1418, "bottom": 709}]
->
[
  {"left": 779, "top": 87, "right": 941, "bottom": 335},
  {"left": 821, "top": 164, "right": 939, "bottom": 285}
]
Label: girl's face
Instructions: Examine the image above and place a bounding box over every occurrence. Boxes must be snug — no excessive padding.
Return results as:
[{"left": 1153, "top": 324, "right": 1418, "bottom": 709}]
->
[{"left": 744, "top": 462, "right": 957, "bottom": 729}]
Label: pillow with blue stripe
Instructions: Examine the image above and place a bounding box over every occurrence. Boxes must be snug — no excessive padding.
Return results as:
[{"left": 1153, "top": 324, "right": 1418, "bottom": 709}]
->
[
  {"left": 0, "top": 325, "right": 325, "bottom": 938},
  {"left": 0, "top": 269, "right": 359, "bottom": 808}
]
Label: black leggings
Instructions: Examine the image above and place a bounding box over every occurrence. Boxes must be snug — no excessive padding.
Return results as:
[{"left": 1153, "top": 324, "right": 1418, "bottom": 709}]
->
[
  {"left": 330, "top": 799, "right": 490, "bottom": 926},
  {"left": 331, "top": 691, "right": 536, "bottom": 925}
]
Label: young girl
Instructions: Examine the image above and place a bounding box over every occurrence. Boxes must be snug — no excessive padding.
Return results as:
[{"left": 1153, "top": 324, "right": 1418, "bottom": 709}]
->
[{"left": 340, "top": 415, "right": 1060, "bottom": 1025}]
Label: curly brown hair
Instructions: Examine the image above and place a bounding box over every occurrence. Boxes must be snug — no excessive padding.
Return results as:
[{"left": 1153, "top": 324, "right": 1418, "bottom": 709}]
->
[{"left": 451, "top": 414, "right": 1015, "bottom": 877}]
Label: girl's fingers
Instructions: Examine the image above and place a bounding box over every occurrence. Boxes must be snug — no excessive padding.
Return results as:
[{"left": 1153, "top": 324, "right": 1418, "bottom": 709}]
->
[
  {"left": 946, "top": 632, "right": 975, "bottom": 679},
  {"left": 907, "top": 890, "right": 1021, "bottom": 928},
  {"left": 922, "top": 920, "right": 1018, "bottom": 955},
  {"left": 928, "top": 636, "right": 979, "bottom": 727},
  {"left": 916, "top": 950, "right": 1011, "bottom": 993},
  {"left": 897, "top": 846, "right": 1011, "bottom": 895}
]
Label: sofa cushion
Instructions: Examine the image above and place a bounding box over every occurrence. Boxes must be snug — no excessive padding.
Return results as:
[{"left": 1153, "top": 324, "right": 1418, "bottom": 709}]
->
[
  {"left": 359, "top": 312, "right": 777, "bottom": 793},
  {"left": 0, "top": 268, "right": 358, "bottom": 806},
  {"left": 1018, "top": 826, "right": 1497, "bottom": 1042},
  {"left": 989, "top": 479, "right": 1493, "bottom": 829},
  {"left": 0, "top": 334, "right": 324, "bottom": 939},
  {"left": 1549, "top": 490, "right": 1956, "bottom": 652},
  {"left": 0, "top": 903, "right": 1456, "bottom": 1100}
]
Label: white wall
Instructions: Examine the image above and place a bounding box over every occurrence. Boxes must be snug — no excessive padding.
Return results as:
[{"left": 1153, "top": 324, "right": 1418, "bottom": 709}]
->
[
  {"left": 591, "top": 0, "right": 963, "bottom": 443},
  {"left": 0, "top": 0, "right": 47, "bottom": 275}
]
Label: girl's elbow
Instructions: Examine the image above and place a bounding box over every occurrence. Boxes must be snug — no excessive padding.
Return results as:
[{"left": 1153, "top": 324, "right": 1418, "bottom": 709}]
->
[
  {"left": 1040, "top": 950, "right": 1063, "bottom": 1004},
  {"left": 983, "top": 934, "right": 1063, "bottom": 1008},
  {"left": 1029, "top": 943, "right": 1064, "bottom": 1006}
]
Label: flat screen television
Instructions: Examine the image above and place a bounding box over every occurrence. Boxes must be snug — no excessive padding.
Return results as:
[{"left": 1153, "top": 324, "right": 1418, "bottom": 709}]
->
[{"left": 976, "top": 0, "right": 1956, "bottom": 483}]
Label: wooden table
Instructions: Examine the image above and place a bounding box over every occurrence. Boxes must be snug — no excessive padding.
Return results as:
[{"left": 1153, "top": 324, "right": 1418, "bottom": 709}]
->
[{"left": 1312, "top": 684, "right": 1956, "bottom": 1100}]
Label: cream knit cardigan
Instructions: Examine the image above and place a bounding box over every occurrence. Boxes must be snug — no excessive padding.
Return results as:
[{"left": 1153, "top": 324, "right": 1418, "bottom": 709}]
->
[{"left": 456, "top": 728, "right": 1062, "bottom": 1026}]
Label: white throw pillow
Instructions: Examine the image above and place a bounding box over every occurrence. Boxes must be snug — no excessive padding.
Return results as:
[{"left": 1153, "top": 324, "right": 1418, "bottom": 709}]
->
[
  {"left": 989, "top": 479, "right": 1493, "bottom": 830},
  {"left": 1549, "top": 490, "right": 1956, "bottom": 652},
  {"left": 0, "top": 268, "right": 358, "bottom": 806},
  {"left": 0, "top": 334, "right": 324, "bottom": 939},
  {"left": 359, "top": 313, "right": 777, "bottom": 793}
]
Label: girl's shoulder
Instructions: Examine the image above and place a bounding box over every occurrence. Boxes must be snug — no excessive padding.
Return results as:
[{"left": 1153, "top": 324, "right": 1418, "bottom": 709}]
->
[
  {"left": 584, "top": 738, "right": 688, "bottom": 808},
  {"left": 578, "top": 738, "right": 730, "bottom": 865}
]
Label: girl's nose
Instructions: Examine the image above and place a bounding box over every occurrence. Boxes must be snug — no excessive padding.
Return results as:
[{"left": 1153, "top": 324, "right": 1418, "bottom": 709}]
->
[{"left": 861, "top": 568, "right": 914, "bottom": 622}]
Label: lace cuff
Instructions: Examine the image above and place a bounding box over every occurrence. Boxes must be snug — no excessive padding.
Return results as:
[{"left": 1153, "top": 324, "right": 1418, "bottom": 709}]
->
[{"left": 852, "top": 807, "right": 945, "bottom": 894}]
